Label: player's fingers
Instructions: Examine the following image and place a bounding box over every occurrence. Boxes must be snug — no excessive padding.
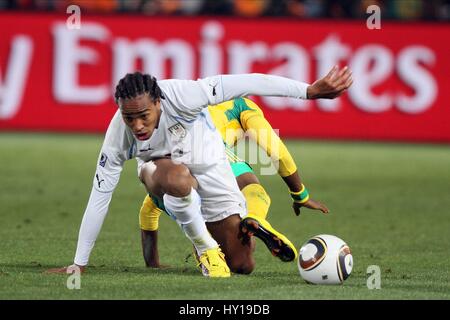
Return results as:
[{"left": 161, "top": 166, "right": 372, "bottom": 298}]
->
[
  {"left": 330, "top": 66, "right": 348, "bottom": 84},
  {"left": 335, "top": 73, "right": 353, "bottom": 91},
  {"left": 44, "top": 268, "right": 67, "bottom": 274},
  {"left": 337, "top": 66, "right": 349, "bottom": 78},
  {"left": 319, "top": 203, "right": 330, "bottom": 214},
  {"left": 326, "top": 65, "right": 339, "bottom": 80},
  {"left": 335, "top": 79, "right": 353, "bottom": 93},
  {"left": 344, "top": 76, "right": 354, "bottom": 88},
  {"left": 333, "top": 68, "right": 351, "bottom": 87},
  {"left": 293, "top": 203, "right": 301, "bottom": 216},
  {"left": 340, "top": 69, "right": 352, "bottom": 84}
]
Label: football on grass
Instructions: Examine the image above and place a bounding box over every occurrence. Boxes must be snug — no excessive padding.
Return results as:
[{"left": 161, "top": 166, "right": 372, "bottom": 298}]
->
[{"left": 298, "top": 234, "right": 353, "bottom": 285}]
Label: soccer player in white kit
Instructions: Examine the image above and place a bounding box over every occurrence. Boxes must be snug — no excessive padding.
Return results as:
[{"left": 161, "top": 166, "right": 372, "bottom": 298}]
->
[{"left": 48, "top": 66, "right": 352, "bottom": 277}]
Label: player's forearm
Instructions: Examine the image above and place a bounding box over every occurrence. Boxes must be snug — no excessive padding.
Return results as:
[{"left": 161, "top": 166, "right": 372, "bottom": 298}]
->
[
  {"left": 244, "top": 115, "right": 298, "bottom": 177},
  {"left": 262, "top": 129, "right": 298, "bottom": 178},
  {"left": 219, "top": 74, "right": 309, "bottom": 102},
  {"left": 73, "top": 188, "right": 113, "bottom": 266},
  {"left": 277, "top": 148, "right": 298, "bottom": 178},
  {"left": 141, "top": 230, "right": 160, "bottom": 268},
  {"left": 282, "top": 171, "right": 303, "bottom": 193}
]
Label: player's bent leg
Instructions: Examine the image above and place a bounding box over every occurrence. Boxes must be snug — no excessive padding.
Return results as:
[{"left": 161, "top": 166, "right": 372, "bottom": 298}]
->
[
  {"left": 235, "top": 172, "right": 298, "bottom": 262},
  {"left": 207, "top": 214, "right": 256, "bottom": 274},
  {"left": 239, "top": 180, "right": 270, "bottom": 220},
  {"left": 140, "top": 159, "right": 230, "bottom": 277},
  {"left": 138, "top": 180, "right": 230, "bottom": 276},
  {"left": 232, "top": 165, "right": 271, "bottom": 220},
  {"left": 240, "top": 215, "right": 298, "bottom": 262},
  {"left": 139, "top": 159, "right": 198, "bottom": 198},
  {"left": 235, "top": 171, "right": 260, "bottom": 189}
]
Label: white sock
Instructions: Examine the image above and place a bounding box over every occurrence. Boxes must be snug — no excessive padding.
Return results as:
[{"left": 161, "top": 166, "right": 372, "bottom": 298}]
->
[{"left": 163, "top": 188, "right": 218, "bottom": 255}]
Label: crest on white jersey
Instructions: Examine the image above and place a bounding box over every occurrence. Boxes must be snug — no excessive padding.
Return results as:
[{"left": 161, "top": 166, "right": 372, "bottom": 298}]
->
[
  {"left": 168, "top": 123, "right": 186, "bottom": 139},
  {"left": 99, "top": 152, "right": 108, "bottom": 167}
]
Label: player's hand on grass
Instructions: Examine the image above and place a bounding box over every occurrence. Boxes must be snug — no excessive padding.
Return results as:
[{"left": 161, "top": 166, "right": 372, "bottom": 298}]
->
[
  {"left": 146, "top": 259, "right": 171, "bottom": 269},
  {"left": 45, "top": 264, "right": 86, "bottom": 274},
  {"left": 147, "top": 263, "right": 171, "bottom": 269},
  {"left": 307, "top": 65, "right": 353, "bottom": 99},
  {"left": 293, "top": 198, "right": 329, "bottom": 216}
]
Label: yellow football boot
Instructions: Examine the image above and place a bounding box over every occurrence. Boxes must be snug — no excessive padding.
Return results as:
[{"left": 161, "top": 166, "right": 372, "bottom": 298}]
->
[
  {"left": 240, "top": 214, "right": 298, "bottom": 262},
  {"left": 197, "top": 247, "right": 230, "bottom": 278}
]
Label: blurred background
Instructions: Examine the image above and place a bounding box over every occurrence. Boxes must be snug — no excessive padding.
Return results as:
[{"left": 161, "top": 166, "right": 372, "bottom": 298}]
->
[{"left": 0, "top": 0, "right": 449, "bottom": 20}]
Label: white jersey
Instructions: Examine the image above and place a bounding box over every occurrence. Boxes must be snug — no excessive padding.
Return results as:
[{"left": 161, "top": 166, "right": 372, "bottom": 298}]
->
[{"left": 74, "top": 73, "right": 309, "bottom": 266}]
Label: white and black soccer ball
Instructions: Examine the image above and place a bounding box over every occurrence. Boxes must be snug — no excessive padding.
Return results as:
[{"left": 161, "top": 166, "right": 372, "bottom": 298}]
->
[{"left": 297, "top": 234, "right": 353, "bottom": 285}]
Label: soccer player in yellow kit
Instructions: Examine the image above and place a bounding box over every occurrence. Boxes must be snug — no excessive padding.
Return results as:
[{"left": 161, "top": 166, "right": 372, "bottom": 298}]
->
[{"left": 139, "top": 97, "right": 329, "bottom": 269}]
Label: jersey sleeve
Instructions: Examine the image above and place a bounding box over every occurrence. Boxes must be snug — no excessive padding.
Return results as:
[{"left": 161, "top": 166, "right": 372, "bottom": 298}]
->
[
  {"left": 74, "top": 111, "right": 130, "bottom": 266},
  {"left": 240, "top": 99, "right": 298, "bottom": 178},
  {"left": 158, "top": 74, "right": 309, "bottom": 120},
  {"left": 157, "top": 79, "right": 210, "bottom": 121},
  {"left": 200, "top": 73, "right": 309, "bottom": 106}
]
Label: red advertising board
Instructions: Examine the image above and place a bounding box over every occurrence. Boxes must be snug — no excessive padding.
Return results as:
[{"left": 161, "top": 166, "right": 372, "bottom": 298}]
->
[{"left": 0, "top": 13, "right": 449, "bottom": 142}]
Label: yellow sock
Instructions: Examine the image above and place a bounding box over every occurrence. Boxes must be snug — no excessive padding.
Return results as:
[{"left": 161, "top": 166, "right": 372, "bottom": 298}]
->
[
  {"left": 139, "top": 195, "right": 162, "bottom": 231},
  {"left": 241, "top": 183, "right": 271, "bottom": 220}
]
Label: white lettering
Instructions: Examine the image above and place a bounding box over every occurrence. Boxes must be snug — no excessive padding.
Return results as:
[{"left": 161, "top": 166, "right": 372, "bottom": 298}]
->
[
  {"left": 2, "top": 20, "right": 439, "bottom": 120},
  {"left": 200, "top": 21, "right": 224, "bottom": 77},
  {"left": 0, "top": 35, "right": 33, "bottom": 119},
  {"left": 228, "top": 41, "right": 269, "bottom": 74},
  {"left": 113, "top": 38, "right": 194, "bottom": 87},
  {"left": 396, "top": 46, "right": 437, "bottom": 114},
  {"left": 349, "top": 45, "right": 394, "bottom": 112},
  {"left": 52, "top": 23, "right": 110, "bottom": 104},
  {"left": 263, "top": 42, "right": 310, "bottom": 111}
]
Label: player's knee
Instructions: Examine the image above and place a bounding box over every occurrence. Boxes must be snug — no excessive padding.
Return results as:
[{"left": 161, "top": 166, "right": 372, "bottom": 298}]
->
[
  {"left": 228, "top": 256, "right": 255, "bottom": 275},
  {"left": 140, "top": 162, "right": 157, "bottom": 186},
  {"left": 164, "top": 165, "right": 193, "bottom": 197}
]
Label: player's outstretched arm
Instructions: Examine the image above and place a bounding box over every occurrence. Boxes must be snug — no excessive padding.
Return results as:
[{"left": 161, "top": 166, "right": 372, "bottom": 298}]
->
[
  {"left": 45, "top": 186, "right": 115, "bottom": 274},
  {"left": 203, "top": 65, "right": 352, "bottom": 106},
  {"left": 282, "top": 171, "right": 329, "bottom": 216},
  {"left": 168, "top": 66, "right": 352, "bottom": 120},
  {"left": 45, "top": 111, "right": 129, "bottom": 275}
]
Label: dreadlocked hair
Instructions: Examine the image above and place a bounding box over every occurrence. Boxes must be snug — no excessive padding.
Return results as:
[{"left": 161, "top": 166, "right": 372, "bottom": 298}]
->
[{"left": 114, "top": 72, "right": 164, "bottom": 104}]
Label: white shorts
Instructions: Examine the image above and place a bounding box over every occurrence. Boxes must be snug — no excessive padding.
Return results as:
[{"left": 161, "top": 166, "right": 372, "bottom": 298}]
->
[
  {"left": 138, "top": 160, "right": 247, "bottom": 223},
  {"left": 195, "top": 160, "right": 247, "bottom": 222}
]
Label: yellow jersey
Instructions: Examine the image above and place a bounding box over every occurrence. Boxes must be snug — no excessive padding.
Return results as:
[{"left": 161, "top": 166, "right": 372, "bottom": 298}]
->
[{"left": 207, "top": 98, "right": 297, "bottom": 178}]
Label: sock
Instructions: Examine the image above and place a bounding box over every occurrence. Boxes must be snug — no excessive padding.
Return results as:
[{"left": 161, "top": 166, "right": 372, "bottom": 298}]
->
[
  {"left": 139, "top": 195, "right": 162, "bottom": 231},
  {"left": 163, "top": 188, "right": 218, "bottom": 255},
  {"left": 241, "top": 183, "right": 271, "bottom": 220}
]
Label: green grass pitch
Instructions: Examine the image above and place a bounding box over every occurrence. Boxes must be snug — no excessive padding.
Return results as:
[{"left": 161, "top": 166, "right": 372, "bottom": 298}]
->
[{"left": 0, "top": 133, "right": 449, "bottom": 299}]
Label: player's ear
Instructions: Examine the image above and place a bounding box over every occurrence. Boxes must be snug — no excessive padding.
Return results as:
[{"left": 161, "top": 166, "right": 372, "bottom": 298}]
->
[
  {"left": 153, "top": 98, "right": 161, "bottom": 107},
  {"left": 151, "top": 98, "right": 161, "bottom": 112}
]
